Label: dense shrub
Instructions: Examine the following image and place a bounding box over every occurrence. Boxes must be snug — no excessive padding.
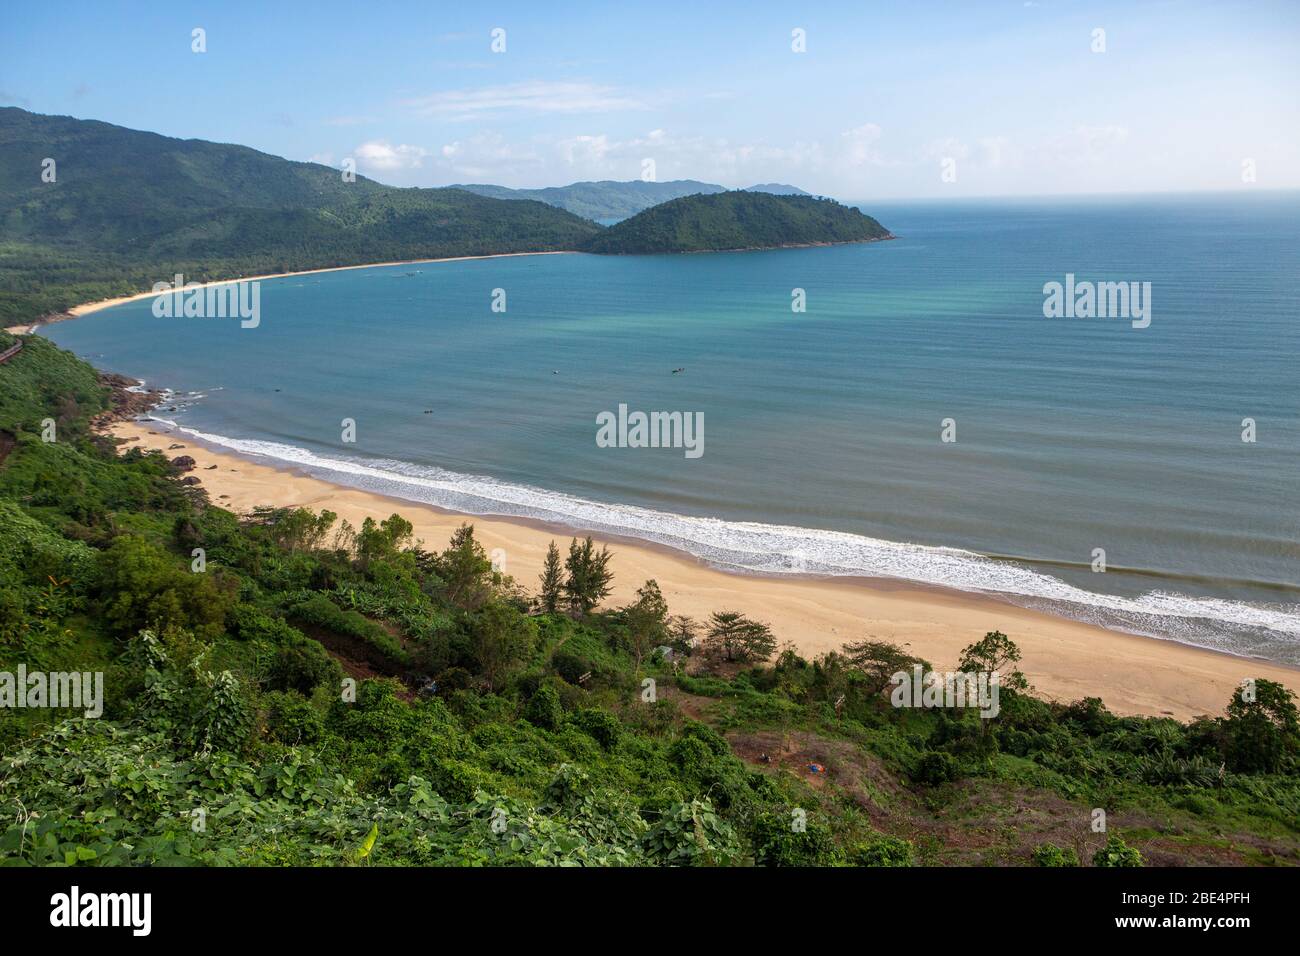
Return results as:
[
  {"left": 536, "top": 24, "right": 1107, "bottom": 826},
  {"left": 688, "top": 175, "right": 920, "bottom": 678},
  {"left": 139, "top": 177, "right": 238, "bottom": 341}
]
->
[
  {"left": 845, "top": 836, "right": 915, "bottom": 867},
  {"left": 1092, "top": 835, "right": 1143, "bottom": 867},
  {"left": 569, "top": 708, "right": 622, "bottom": 750},
  {"left": 267, "top": 640, "right": 344, "bottom": 695},
  {"left": 1031, "top": 843, "right": 1080, "bottom": 867},
  {"left": 523, "top": 683, "right": 563, "bottom": 730},
  {"left": 750, "top": 809, "right": 835, "bottom": 866},
  {"left": 915, "top": 750, "right": 960, "bottom": 786}
]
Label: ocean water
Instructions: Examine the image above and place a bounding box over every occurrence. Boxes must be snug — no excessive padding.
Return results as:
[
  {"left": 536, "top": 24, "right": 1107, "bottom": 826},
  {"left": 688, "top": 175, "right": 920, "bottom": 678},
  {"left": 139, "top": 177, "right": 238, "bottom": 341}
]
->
[{"left": 45, "top": 193, "right": 1300, "bottom": 663}]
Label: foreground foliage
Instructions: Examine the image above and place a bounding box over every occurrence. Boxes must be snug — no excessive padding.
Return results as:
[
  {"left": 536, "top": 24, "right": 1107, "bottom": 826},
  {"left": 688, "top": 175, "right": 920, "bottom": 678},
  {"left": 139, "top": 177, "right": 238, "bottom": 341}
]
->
[{"left": 0, "top": 334, "right": 1297, "bottom": 866}]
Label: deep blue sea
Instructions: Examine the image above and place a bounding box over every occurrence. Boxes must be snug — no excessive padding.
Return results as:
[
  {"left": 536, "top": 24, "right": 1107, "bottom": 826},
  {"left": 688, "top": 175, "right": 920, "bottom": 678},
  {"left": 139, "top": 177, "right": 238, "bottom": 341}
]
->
[{"left": 46, "top": 193, "right": 1300, "bottom": 663}]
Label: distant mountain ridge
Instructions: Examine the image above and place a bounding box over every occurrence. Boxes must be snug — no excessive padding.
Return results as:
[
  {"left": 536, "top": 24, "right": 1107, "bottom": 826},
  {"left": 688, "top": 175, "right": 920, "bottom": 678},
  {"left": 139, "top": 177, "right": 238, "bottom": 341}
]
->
[
  {"left": 584, "top": 192, "right": 892, "bottom": 254},
  {"left": 0, "top": 108, "right": 875, "bottom": 324},
  {"left": 0, "top": 108, "right": 600, "bottom": 324},
  {"left": 743, "top": 183, "right": 811, "bottom": 196},
  {"left": 455, "top": 179, "right": 815, "bottom": 221}
]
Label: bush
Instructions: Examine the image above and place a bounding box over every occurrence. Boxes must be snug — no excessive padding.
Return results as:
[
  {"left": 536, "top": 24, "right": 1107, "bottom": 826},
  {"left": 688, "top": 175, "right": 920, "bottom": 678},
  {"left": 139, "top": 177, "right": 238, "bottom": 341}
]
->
[
  {"left": 265, "top": 691, "right": 325, "bottom": 744},
  {"left": 523, "top": 683, "right": 563, "bottom": 730},
  {"left": 845, "top": 836, "right": 915, "bottom": 867},
  {"left": 641, "top": 798, "right": 742, "bottom": 866},
  {"left": 914, "top": 750, "right": 959, "bottom": 786},
  {"left": 96, "top": 534, "right": 231, "bottom": 639},
  {"left": 550, "top": 649, "right": 591, "bottom": 685},
  {"left": 667, "top": 735, "right": 714, "bottom": 780},
  {"left": 229, "top": 604, "right": 304, "bottom": 644},
  {"left": 1031, "top": 843, "right": 1080, "bottom": 867},
  {"left": 750, "top": 809, "right": 835, "bottom": 866},
  {"left": 569, "top": 708, "right": 621, "bottom": 750},
  {"left": 267, "top": 640, "right": 343, "bottom": 695},
  {"left": 1093, "top": 835, "right": 1143, "bottom": 867},
  {"left": 679, "top": 720, "right": 730, "bottom": 758}
]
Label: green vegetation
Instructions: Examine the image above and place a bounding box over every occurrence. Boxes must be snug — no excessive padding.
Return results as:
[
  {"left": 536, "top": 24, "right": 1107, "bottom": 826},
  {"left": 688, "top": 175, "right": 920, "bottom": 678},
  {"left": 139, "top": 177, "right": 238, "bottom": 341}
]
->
[
  {"left": 456, "top": 181, "right": 814, "bottom": 221},
  {"left": 583, "top": 191, "right": 892, "bottom": 254},
  {"left": 455, "top": 179, "right": 729, "bottom": 221},
  {"left": 0, "top": 110, "right": 891, "bottom": 325},
  {"left": 0, "top": 108, "right": 602, "bottom": 325},
  {"left": 1, "top": 333, "right": 1297, "bottom": 866}
]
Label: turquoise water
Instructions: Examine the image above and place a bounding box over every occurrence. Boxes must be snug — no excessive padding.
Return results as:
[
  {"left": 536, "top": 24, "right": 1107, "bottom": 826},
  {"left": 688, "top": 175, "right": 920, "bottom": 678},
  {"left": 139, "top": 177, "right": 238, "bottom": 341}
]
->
[{"left": 46, "top": 193, "right": 1300, "bottom": 663}]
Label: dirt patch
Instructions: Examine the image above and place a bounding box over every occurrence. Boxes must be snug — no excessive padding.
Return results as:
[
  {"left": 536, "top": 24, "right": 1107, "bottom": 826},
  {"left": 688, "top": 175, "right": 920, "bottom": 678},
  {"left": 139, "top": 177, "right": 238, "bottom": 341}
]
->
[
  {"left": 293, "top": 619, "right": 416, "bottom": 696},
  {"left": 658, "top": 685, "right": 717, "bottom": 721},
  {"left": 722, "top": 726, "right": 1296, "bottom": 865}
]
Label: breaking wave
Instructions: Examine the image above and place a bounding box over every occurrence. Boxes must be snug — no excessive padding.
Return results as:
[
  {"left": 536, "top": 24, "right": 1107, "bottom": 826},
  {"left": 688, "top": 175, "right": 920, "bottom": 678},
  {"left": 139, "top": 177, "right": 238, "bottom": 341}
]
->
[{"left": 150, "top": 418, "right": 1300, "bottom": 665}]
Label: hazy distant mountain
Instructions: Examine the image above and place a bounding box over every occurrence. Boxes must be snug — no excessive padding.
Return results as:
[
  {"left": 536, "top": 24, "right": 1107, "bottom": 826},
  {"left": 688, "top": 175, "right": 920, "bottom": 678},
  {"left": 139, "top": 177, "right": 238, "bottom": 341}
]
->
[
  {"left": 0, "top": 108, "right": 601, "bottom": 323},
  {"left": 453, "top": 179, "right": 728, "bottom": 222},
  {"left": 744, "top": 183, "right": 812, "bottom": 196},
  {"left": 584, "top": 192, "right": 891, "bottom": 255}
]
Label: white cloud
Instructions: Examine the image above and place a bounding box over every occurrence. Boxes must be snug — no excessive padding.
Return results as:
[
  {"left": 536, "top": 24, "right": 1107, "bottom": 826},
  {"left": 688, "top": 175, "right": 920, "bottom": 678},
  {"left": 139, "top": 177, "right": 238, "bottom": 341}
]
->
[
  {"left": 840, "top": 123, "right": 886, "bottom": 167},
  {"left": 353, "top": 140, "right": 430, "bottom": 171},
  {"left": 437, "top": 133, "right": 545, "bottom": 180}
]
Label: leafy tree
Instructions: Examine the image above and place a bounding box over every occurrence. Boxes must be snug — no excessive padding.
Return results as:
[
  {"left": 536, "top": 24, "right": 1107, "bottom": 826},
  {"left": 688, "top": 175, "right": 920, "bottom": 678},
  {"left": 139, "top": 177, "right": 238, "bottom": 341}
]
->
[
  {"left": 622, "top": 579, "right": 669, "bottom": 668},
  {"left": 432, "top": 523, "right": 494, "bottom": 611},
  {"left": 841, "top": 639, "right": 930, "bottom": 697},
  {"left": 957, "top": 630, "right": 1030, "bottom": 692},
  {"left": 95, "top": 535, "right": 230, "bottom": 639},
  {"left": 538, "top": 540, "right": 564, "bottom": 613},
  {"left": 1224, "top": 678, "right": 1299, "bottom": 773},
  {"left": 666, "top": 614, "right": 699, "bottom": 654},
  {"left": 253, "top": 507, "right": 338, "bottom": 552},
  {"left": 356, "top": 514, "right": 414, "bottom": 572},
  {"left": 563, "top": 536, "right": 613, "bottom": 618},
  {"left": 468, "top": 603, "right": 536, "bottom": 691},
  {"left": 702, "top": 611, "right": 776, "bottom": 664}
]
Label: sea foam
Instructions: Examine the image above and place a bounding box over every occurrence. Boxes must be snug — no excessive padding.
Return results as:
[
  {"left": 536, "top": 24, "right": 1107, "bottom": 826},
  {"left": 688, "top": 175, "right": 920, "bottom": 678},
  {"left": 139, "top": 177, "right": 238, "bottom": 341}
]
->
[{"left": 150, "top": 418, "right": 1300, "bottom": 662}]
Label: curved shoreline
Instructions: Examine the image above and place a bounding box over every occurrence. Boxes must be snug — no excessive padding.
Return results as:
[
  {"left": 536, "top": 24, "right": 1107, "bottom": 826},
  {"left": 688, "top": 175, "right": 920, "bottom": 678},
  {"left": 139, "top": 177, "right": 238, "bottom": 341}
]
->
[
  {"left": 111, "top": 418, "right": 1298, "bottom": 720},
  {"left": 24, "top": 255, "right": 1299, "bottom": 718},
  {"left": 3, "top": 250, "right": 577, "bottom": 334}
]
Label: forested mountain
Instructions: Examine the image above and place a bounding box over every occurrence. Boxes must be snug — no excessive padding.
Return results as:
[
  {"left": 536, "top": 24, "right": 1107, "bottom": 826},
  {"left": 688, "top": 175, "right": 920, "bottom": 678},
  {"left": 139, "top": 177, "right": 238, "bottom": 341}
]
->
[
  {"left": 454, "top": 179, "right": 727, "bottom": 221},
  {"left": 0, "top": 108, "right": 601, "bottom": 324},
  {"left": 454, "top": 179, "right": 818, "bottom": 221},
  {"left": 0, "top": 109, "right": 871, "bottom": 324},
  {"left": 744, "top": 183, "right": 811, "bottom": 196},
  {"left": 583, "top": 191, "right": 892, "bottom": 254}
]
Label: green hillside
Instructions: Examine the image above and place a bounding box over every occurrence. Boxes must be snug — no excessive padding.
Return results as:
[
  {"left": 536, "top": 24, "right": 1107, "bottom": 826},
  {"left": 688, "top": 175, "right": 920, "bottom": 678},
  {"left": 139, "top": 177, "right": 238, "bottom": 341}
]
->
[
  {"left": 0, "top": 332, "right": 1297, "bottom": 867},
  {"left": 0, "top": 108, "right": 601, "bottom": 324},
  {"left": 455, "top": 179, "right": 727, "bottom": 221},
  {"left": 584, "top": 191, "right": 892, "bottom": 254}
]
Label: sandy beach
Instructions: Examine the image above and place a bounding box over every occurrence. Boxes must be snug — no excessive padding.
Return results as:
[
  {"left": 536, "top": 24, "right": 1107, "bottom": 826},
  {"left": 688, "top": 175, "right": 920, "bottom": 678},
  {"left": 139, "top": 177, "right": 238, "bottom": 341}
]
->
[
  {"left": 110, "top": 419, "right": 1298, "bottom": 720},
  {"left": 1, "top": 251, "right": 575, "bottom": 335}
]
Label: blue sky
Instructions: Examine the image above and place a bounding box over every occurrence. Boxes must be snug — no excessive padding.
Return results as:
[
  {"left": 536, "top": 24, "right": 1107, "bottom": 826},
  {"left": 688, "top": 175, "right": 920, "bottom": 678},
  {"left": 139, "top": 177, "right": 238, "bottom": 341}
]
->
[{"left": 3, "top": 0, "right": 1297, "bottom": 198}]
